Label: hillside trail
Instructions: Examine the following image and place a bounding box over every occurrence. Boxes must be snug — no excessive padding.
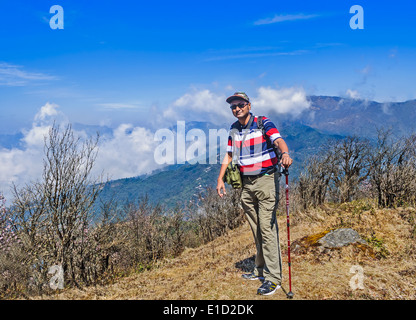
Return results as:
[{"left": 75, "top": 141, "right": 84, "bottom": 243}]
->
[{"left": 36, "top": 204, "right": 416, "bottom": 300}]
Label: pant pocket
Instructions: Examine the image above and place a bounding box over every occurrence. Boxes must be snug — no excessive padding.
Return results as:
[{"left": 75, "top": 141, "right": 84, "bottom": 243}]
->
[{"left": 256, "top": 175, "right": 275, "bottom": 201}]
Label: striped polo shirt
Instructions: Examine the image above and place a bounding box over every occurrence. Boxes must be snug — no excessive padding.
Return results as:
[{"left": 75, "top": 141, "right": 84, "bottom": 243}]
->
[{"left": 227, "top": 113, "right": 282, "bottom": 176}]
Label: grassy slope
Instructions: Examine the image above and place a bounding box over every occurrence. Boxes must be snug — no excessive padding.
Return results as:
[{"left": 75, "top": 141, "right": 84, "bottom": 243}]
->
[{"left": 35, "top": 200, "right": 416, "bottom": 300}]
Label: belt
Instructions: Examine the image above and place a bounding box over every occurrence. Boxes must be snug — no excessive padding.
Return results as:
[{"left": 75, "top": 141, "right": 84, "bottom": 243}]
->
[{"left": 242, "top": 166, "right": 278, "bottom": 182}]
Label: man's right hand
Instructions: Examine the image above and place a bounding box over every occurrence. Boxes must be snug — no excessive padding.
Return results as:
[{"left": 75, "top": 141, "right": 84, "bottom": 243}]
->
[{"left": 216, "top": 179, "right": 227, "bottom": 198}]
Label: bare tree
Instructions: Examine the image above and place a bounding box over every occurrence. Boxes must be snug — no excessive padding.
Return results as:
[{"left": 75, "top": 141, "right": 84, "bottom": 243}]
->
[{"left": 11, "top": 123, "right": 103, "bottom": 288}]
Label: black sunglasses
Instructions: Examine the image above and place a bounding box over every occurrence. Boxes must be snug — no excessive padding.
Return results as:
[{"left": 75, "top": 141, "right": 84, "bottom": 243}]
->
[{"left": 230, "top": 103, "right": 248, "bottom": 110}]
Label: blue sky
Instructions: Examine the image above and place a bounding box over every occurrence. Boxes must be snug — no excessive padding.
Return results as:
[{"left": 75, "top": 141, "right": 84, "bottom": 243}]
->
[
  {"left": 0, "top": 0, "right": 416, "bottom": 133},
  {"left": 1, "top": 0, "right": 416, "bottom": 198}
]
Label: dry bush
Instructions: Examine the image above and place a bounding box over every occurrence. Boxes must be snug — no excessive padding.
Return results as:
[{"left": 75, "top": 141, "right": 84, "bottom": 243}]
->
[
  {"left": 328, "top": 136, "right": 371, "bottom": 203},
  {"left": 296, "top": 154, "right": 334, "bottom": 210},
  {"left": 368, "top": 129, "right": 416, "bottom": 208},
  {"left": 190, "top": 187, "right": 245, "bottom": 244},
  {"left": 108, "top": 187, "right": 245, "bottom": 276},
  {"left": 99, "top": 196, "right": 197, "bottom": 275},
  {"left": 120, "top": 198, "right": 171, "bottom": 269},
  {"left": 0, "top": 194, "right": 28, "bottom": 297},
  {"left": 294, "top": 132, "right": 416, "bottom": 211}
]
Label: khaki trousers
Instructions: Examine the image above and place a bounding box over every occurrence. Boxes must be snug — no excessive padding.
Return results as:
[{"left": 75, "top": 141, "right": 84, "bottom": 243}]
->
[{"left": 241, "top": 172, "right": 282, "bottom": 285}]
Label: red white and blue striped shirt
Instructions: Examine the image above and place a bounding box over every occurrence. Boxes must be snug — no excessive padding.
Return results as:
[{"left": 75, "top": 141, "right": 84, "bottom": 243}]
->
[{"left": 227, "top": 113, "right": 282, "bottom": 176}]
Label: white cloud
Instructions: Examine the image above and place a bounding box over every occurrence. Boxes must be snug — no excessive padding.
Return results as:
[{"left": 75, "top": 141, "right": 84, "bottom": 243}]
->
[
  {"left": 25, "top": 102, "right": 68, "bottom": 146},
  {"left": 0, "top": 62, "right": 57, "bottom": 86},
  {"left": 163, "top": 89, "right": 234, "bottom": 124},
  {"left": 381, "top": 102, "right": 392, "bottom": 115},
  {"left": 93, "top": 124, "right": 162, "bottom": 180},
  {"left": 346, "top": 89, "right": 360, "bottom": 99},
  {"left": 0, "top": 148, "right": 33, "bottom": 188},
  {"left": 254, "top": 13, "right": 320, "bottom": 25},
  {"left": 22, "top": 126, "right": 51, "bottom": 148},
  {"left": 34, "top": 102, "right": 59, "bottom": 121},
  {"left": 251, "top": 86, "right": 311, "bottom": 117}
]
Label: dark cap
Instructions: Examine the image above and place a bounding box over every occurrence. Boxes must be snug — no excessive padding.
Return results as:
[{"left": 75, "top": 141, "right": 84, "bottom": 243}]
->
[{"left": 226, "top": 91, "right": 250, "bottom": 104}]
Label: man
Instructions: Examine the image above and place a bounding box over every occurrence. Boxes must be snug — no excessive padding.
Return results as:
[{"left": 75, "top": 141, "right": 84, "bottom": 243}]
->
[{"left": 216, "top": 91, "right": 293, "bottom": 296}]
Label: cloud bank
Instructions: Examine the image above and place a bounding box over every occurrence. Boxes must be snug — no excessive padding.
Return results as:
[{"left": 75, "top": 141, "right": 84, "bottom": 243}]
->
[
  {"left": 252, "top": 86, "right": 311, "bottom": 117},
  {"left": 163, "top": 89, "right": 234, "bottom": 124},
  {"left": 161, "top": 86, "right": 311, "bottom": 123},
  {"left": 0, "top": 85, "right": 311, "bottom": 200},
  {"left": 0, "top": 103, "right": 162, "bottom": 200}
]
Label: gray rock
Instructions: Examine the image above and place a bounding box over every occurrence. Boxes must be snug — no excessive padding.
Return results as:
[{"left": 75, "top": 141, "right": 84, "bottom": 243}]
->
[{"left": 317, "top": 228, "right": 366, "bottom": 248}]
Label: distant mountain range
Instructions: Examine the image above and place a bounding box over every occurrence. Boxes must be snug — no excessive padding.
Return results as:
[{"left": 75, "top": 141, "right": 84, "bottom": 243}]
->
[
  {"left": 299, "top": 96, "right": 416, "bottom": 139},
  {"left": 2, "top": 96, "right": 415, "bottom": 209}
]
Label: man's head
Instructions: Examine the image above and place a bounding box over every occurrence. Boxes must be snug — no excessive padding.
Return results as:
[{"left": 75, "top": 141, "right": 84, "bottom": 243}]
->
[{"left": 226, "top": 92, "right": 251, "bottom": 121}]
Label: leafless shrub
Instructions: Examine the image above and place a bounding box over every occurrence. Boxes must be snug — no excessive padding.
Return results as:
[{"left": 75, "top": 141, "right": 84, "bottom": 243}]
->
[
  {"left": 327, "top": 136, "right": 371, "bottom": 203},
  {"left": 294, "top": 136, "right": 370, "bottom": 209},
  {"left": 102, "top": 196, "right": 193, "bottom": 273},
  {"left": 123, "top": 197, "right": 168, "bottom": 267},
  {"left": 0, "top": 194, "right": 28, "bottom": 296},
  {"left": 191, "top": 188, "right": 245, "bottom": 243},
  {"left": 296, "top": 153, "right": 335, "bottom": 210},
  {"left": 368, "top": 129, "right": 416, "bottom": 207},
  {"left": 295, "top": 131, "right": 416, "bottom": 210}
]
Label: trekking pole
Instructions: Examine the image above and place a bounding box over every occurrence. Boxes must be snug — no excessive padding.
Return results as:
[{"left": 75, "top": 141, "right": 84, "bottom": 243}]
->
[{"left": 283, "top": 167, "right": 294, "bottom": 299}]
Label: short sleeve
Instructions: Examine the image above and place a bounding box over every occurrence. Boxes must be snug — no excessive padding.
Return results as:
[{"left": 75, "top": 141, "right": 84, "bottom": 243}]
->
[{"left": 261, "top": 117, "right": 281, "bottom": 143}]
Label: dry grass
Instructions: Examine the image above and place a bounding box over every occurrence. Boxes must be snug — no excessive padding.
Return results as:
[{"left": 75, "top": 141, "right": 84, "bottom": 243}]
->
[{"left": 30, "top": 199, "right": 416, "bottom": 300}]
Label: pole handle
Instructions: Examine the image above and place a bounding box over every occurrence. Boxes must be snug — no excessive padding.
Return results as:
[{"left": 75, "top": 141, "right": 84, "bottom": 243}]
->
[{"left": 282, "top": 166, "right": 289, "bottom": 176}]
